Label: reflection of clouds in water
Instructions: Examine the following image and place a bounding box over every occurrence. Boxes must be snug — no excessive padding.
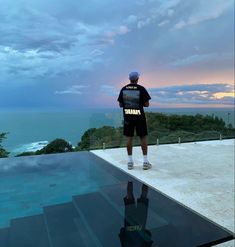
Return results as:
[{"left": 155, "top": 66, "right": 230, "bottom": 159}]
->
[{"left": 0, "top": 154, "right": 60, "bottom": 173}]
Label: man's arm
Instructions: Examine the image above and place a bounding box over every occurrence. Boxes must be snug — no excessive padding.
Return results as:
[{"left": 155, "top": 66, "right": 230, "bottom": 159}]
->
[
  {"left": 117, "top": 89, "right": 123, "bottom": 108},
  {"left": 142, "top": 87, "right": 151, "bottom": 107},
  {"left": 144, "top": 101, "right": 149, "bottom": 107}
]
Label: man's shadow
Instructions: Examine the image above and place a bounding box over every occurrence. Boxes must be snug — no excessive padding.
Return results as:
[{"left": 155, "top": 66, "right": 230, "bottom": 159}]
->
[{"left": 119, "top": 181, "right": 154, "bottom": 247}]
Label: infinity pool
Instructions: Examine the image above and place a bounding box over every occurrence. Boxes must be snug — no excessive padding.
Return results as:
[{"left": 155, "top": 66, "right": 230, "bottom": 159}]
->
[{"left": 0, "top": 152, "right": 234, "bottom": 247}]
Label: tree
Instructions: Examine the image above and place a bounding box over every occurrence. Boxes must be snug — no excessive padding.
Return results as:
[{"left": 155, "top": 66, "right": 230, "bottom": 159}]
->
[
  {"left": 77, "top": 126, "right": 122, "bottom": 150},
  {"left": 36, "top": 138, "right": 73, "bottom": 154},
  {"left": 0, "top": 132, "right": 9, "bottom": 158}
]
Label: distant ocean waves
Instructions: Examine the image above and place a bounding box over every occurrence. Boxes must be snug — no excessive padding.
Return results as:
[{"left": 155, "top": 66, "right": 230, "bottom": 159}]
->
[
  {"left": 11, "top": 140, "right": 78, "bottom": 156},
  {"left": 12, "top": 141, "right": 49, "bottom": 154}
]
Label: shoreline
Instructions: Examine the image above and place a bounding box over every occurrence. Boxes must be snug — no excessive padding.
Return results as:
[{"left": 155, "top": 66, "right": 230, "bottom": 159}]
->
[{"left": 1, "top": 108, "right": 234, "bottom": 156}]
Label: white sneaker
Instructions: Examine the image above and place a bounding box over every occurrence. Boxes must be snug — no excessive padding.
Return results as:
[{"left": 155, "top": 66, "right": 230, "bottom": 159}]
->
[
  {"left": 127, "top": 162, "right": 134, "bottom": 170},
  {"left": 143, "top": 162, "right": 152, "bottom": 170}
]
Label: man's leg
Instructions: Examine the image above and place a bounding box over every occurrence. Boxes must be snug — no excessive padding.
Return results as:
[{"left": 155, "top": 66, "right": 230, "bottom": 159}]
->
[
  {"left": 127, "top": 136, "right": 134, "bottom": 169},
  {"left": 124, "top": 119, "right": 134, "bottom": 169},
  {"left": 127, "top": 136, "right": 133, "bottom": 155},
  {"left": 136, "top": 119, "right": 151, "bottom": 168},
  {"left": 124, "top": 181, "right": 136, "bottom": 227},
  {"left": 137, "top": 184, "right": 149, "bottom": 228},
  {"left": 140, "top": 135, "right": 152, "bottom": 169},
  {"left": 140, "top": 135, "right": 148, "bottom": 156}
]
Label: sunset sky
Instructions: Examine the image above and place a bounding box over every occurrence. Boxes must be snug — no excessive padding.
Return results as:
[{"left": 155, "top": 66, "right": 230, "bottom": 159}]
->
[{"left": 0, "top": 0, "right": 234, "bottom": 110}]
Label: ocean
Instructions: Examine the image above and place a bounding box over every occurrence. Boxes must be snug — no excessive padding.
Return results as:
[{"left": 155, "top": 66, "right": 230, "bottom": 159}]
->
[{"left": 0, "top": 108, "right": 234, "bottom": 156}]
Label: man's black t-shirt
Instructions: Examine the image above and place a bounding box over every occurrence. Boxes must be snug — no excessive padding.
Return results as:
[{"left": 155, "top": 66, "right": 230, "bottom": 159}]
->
[{"left": 117, "top": 83, "right": 151, "bottom": 119}]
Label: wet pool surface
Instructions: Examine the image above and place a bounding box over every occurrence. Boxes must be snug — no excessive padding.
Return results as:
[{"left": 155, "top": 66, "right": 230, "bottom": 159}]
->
[{"left": 0, "top": 152, "right": 234, "bottom": 246}]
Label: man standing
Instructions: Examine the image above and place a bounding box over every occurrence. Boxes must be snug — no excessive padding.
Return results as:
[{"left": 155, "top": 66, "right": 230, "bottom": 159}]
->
[{"left": 117, "top": 72, "right": 152, "bottom": 170}]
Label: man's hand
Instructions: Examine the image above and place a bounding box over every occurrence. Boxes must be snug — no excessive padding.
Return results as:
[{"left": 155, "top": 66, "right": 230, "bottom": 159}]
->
[{"left": 144, "top": 101, "right": 149, "bottom": 107}]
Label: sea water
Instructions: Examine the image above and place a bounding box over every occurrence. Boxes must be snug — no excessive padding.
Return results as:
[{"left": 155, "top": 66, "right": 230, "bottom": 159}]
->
[
  {"left": 0, "top": 108, "right": 234, "bottom": 156},
  {"left": 0, "top": 109, "right": 122, "bottom": 156}
]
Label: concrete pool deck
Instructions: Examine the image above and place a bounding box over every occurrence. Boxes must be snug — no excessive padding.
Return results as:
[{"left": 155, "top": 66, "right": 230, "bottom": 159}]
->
[{"left": 92, "top": 139, "right": 235, "bottom": 247}]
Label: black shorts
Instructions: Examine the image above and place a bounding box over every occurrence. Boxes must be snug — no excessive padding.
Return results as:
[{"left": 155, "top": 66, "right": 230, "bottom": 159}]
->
[
  {"left": 124, "top": 196, "right": 149, "bottom": 227},
  {"left": 123, "top": 117, "right": 148, "bottom": 137}
]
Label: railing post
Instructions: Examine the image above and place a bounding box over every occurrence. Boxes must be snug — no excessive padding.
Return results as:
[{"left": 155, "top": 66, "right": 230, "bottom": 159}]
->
[
  {"left": 178, "top": 137, "right": 181, "bottom": 144},
  {"left": 103, "top": 142, "right": 106, "bottom": 150},
  {"left": 219, "top": 133, "right": 222, "bottom": 141},
  {"left": 156, "top": 139, "right": 159, "bottom": 145}
]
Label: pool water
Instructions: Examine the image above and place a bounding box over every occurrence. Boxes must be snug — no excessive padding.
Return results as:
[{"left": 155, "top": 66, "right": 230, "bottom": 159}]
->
[
  {"left": 0, "top": 152, "right": 234, "bottom": 247},
  {"left": 0, "top": 152, "right": 121, "bottom": 228}
]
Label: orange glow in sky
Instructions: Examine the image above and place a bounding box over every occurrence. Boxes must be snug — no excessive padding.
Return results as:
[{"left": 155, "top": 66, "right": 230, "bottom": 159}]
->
[{"left": 214, "top": 92, "right": 235, "bottom": 99}]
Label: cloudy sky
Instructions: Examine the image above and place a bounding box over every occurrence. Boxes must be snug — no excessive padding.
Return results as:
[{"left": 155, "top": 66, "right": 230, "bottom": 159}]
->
[{"left": 0, "top": 0, "right": 234, "bottom": 110}]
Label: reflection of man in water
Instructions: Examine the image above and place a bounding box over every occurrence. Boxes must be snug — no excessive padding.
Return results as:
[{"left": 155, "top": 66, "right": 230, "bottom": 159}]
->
[{"left": 119, "top": 181, "right": 153, "bottom": 247}]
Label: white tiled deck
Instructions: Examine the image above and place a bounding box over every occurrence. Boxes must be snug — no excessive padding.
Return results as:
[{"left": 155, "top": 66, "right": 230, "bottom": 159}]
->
[{"left": 92, "top": 139, "right": 235, "bottom": 246}]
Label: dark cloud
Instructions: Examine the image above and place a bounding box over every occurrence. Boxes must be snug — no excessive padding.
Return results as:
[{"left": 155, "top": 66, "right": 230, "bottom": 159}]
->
[{"left": 0, "top": 0, "right": 233, "bottom": 109}]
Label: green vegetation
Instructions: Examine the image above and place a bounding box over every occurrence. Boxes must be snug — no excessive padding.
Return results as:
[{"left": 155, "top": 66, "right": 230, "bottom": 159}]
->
[
  {"left": 76, "top": 126, "right": 124, "bottom": 151},
  {"left": 35, "top": 138, "right": 73, "bottom": 154},
  {"left": 15, "top": 139, "right": 73, "bottom": 157},
  {"left": 145, "top": 112, "right": 234, "bottom": 144},
  {"left": 77, "top": 112, "right": 235, "bottom": 150},
  {"left": 16, "top": 151, "right": 36, "bottom": 157},
  {"left": 2, "top": 112, "right": 235, "bottom": 157},
  {"left": 0, "top": 132, "right": 9, "bottom": 158}
]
